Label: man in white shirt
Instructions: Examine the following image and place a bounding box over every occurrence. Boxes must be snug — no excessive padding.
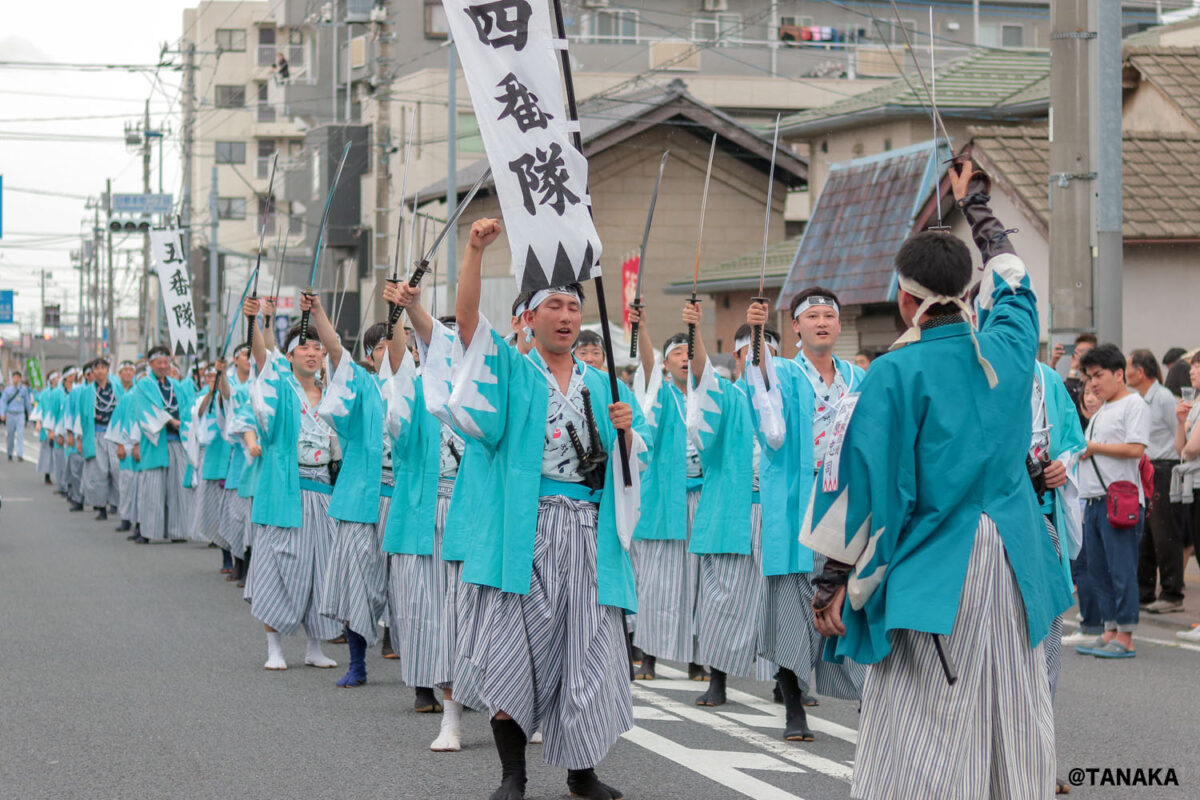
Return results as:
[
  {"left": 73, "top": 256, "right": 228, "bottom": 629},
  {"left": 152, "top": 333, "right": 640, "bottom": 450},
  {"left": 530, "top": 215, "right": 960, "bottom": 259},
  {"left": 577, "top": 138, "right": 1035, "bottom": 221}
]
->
[
  {"left": 1128, "top": 349, "right": 1184, "bottom": 614},
  {"left": 1075, "top": 344, "right": 1150, "bottom": 659}
]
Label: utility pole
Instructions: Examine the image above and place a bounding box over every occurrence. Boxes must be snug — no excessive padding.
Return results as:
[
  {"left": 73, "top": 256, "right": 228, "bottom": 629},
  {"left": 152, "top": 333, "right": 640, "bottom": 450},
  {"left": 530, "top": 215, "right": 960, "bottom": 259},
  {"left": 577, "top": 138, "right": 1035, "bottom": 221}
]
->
[
  {"left": 209, "top": 166, "right": 220, "bottom": 357},
  {"left": 141, "top": 99, "right": 154, "bottom": 349},
  {"left": 77, "top": 239, "right": 85, "bottom": 364},
  {"left": 1048, "top": 0, "right": 1096, "bottom": 346},
  {"left": 106, "top": 178, "right": 115, "bottom": 356},
  {"left": 1094, "top": 0, "right": 1123, "bottom": 346},
  {"left": 177, "top": 41, "right": 196, "bottom": 351},
  {"left": 92, "top": 204, "right": 102, "bottom": 355},
  {"left": 40, "top": 270, "right": 46, "bottom": 338},
  {"left": 372, "top": 4, "right": 393, "bottom": 328},
  {"left": 445, "top": 36, "right": 458, "bottom": 306}
]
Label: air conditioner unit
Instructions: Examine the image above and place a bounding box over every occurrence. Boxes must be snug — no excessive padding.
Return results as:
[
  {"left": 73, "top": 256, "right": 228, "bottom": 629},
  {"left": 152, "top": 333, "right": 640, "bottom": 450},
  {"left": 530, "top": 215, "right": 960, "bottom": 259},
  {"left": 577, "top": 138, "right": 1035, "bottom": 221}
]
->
[
  {"left": 582, "top": 0, "right": 609, "bottom": 7},
  {"left": 369, "top": 6, "right": 387, "bottom": 22},
  {"left": 701, "top": 0, "right": 728, "bottom": 12}
]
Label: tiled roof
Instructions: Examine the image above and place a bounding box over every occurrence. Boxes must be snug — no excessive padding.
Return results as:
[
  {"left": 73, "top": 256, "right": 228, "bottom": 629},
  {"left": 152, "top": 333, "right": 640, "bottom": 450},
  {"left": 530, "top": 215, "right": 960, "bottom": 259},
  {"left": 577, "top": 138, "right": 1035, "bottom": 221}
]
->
[
  {"left": 967, "top": 125, "right": 1200, "bottom": 240},
  {"left": 1125, "top": 46, "right": 1200, "bottom": 130},
  {"left": 665, "top": 235, "right": 801, "bottom": 293},
  {"left": 773, "top": 49, "right": 1050, "bottom": 135},
  {"left": 776, "top": 140, "right": 949, "bottom": 308}
]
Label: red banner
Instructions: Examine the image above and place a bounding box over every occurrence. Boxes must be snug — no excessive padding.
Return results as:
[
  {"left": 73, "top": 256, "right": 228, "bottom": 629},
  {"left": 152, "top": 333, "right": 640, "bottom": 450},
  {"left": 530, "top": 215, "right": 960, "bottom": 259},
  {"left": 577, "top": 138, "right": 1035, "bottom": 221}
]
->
[{"left": 621, "top": 254, "right": 639, "bottom": 342}]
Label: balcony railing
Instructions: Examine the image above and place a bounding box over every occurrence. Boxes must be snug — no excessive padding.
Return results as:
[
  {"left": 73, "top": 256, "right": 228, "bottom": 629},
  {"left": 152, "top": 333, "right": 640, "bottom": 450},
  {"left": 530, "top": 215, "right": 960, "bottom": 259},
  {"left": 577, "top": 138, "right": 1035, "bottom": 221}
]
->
[{"left": 257, "top": 103, "right": 276, "bottom": 123}]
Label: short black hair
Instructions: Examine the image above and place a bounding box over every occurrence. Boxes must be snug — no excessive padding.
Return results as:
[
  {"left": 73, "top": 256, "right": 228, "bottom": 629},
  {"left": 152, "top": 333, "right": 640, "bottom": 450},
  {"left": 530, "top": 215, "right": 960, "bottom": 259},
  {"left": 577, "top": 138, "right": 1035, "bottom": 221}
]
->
[
  {"left": 146, "top": 344, "right": 172, "bottom": 360},
  {"left": 1162, "top": 347, "right": 1187, "bottom": 368},
  {"left": 1078, "top": 343, "right": 1126, "bottom": 376},
  {"left": 438, "top": 315, "right": 457, "bottom": 327},
  {"left": 512, "top": 292, "right": 532, "bottom": 317},
  {"left": 10, "top": 370, "right": 21, "bottom": 378},
  {"left": 574, "top": 330, "right": 603, "bottom": 349},
  {"left": 362, "top": 322, "right": 388, "bottom": 355},
  {"left": 231, "top": 344, "right": 250, "bottom": 359},
  {"left": 733, "top": 322, "right": 781, "bottom": 346},
  {"left": 856, "top": 350, "right": 873, "bottom": 362},
  {"left": 1074, "top": 332, "right": 1098, "bottom": 347},
  {"left": 282, "top": 323, "right": 305, "bottom": 353},
  {"left": 789, "top": 286, "right": 841, "bottom": 319},
  {"left": 662, "top": 332, "right": 688, "bottom": 354},
  {"left": 1128, "top": 349, "right": 1161, "bottom": 383},
  {"left": 894, "top": 232, "right": 973, "bottom": 315}
]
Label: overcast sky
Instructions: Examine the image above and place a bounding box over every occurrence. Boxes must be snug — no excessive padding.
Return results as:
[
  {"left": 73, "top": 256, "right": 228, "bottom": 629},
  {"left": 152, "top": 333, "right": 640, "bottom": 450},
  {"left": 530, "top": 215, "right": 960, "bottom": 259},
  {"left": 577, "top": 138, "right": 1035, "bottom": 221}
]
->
[{"left": 0, "top": 1, "right": 202, "bottom": 337}]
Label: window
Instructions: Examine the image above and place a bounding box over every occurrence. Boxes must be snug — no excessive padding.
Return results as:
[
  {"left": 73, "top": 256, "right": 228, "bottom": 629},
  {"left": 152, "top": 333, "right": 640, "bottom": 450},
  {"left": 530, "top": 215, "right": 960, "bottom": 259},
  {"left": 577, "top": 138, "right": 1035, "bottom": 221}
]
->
[
  {"left": 1002, "top": 24, "right": 1024, "bottom": 47},
  {"left": 217, "top": 197, "right": 246, "bottom": 220},
  {"left": 258, "top": 194, "right": 276, "bottom": 235},
  {"left": 256, "top": 82, "right": 274, "bottom": 122},
  {"left": 585, "top": 10, "right": 638, "bottom": 44},
  {"left": 256, "top": 139, "right": 276, "bottom": 179},
  {"left": 257, "top": 27, "right": 276, "bottom": 67},
  {"left": 215, "top": 29, "right": 246, "bottom": 52},
  {"left": 425, "top": 0, "right": 449, "bottom": 39},
  {"left": 693, "top": 13, "right": 741, "bottom": 46},
  {"left": 214, "top": 141, "right": 246, "bottom": 164},
  {"left": 287, "top": 29, "right": 305, "bottom": 67},
  {"left": 287, "top": 201, "right": 304, "bottom": 235},
  {"left": 215, "top": 85, "right": 245, "bottom": 108},
  {"left": 892, "top": 19, "right": 916, "bottom": 44}
]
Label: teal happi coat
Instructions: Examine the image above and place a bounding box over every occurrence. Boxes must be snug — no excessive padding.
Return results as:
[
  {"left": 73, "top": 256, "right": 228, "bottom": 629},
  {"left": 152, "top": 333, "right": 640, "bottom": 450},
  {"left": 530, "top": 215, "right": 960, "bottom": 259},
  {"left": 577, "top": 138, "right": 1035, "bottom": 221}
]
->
[
  {"left": 104, "top": 386, "right": 139, "bottom": 469},
  {"left": 75, "top": 378, "right": 125, "bottom": 459},
  {"left": 686, "top": 360, "right": 755, "bottom": 555},
  {"left": 225, "top": 377, "right": 263, "bottom": 499},
  {"left": 218, "top": 372, "right": 252, "bottom": 493},
  {"left": 448, "top": 315, "right": 649, "bottom": 612},
  {"left": 382, "top": 349, "right": 443, "bottom": 556},
  {"left": 40, "top": 385, "right": 65, "bottom": 439},
  {"left": 128, "top": 375, "right": 195, "bottom": 472},
  {"left": 319, "top": 351, "right": 384, "bottom": 524},
  {"left": 801, "top": 253, "right": 1075, "bottom": 665},
  {"left": 190, "top": 388, "right": 231, "bottom": 482},
  {"left": 632, "top": 361, "right": 688, "bottom": 542},
  {"left": 750, "top": 352, "right": 863, "bottom": 576},
  {"left": 1035, "top": 361, "right": 1087, "bottom": 580}
]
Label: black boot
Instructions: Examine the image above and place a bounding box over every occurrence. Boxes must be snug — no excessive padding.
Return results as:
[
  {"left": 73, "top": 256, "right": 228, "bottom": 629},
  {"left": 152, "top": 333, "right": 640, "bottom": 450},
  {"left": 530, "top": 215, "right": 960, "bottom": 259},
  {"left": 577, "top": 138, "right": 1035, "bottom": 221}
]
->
[
  {"left": 414, "top": 686, "right": 443, "bottom": 713},
  {"left": 95, "top": 507, "right": 108, "bottom": 521},
  {"left": 126, "top": 522, "right": 140, "bottom": 541},
  {"left": 237, "top": 548, "right": 251, "bottom": 587},
  {"left": 687, "top": 662, "right": 710, "bottom": 682},
  {"left": 228, "top": 556, "right": 244, "bottom": 582},
  {"left": 775, "top": 668, "right": 814, "bottom": 742},
  {"left": 44, "top": 475, "right": 52, "bottom": 485},
  {"left": 69, "top": 501, "right": 84, "bottom": 512},
  {"left": 489, "top": 717, "right": 528, "bottom": 800},
  {"left": 772, "top": 681, "right": 783, "bottom": 704},
  {"left": 634, "top": 653, "right": 656, "bottom": 680},
  {"left": 695, "top": 668, "right": 727, "bottom": 707},
  {"left": 567, "top": 768, "right": 623, "bottom": 800},
  {"left": 116, "top": 519, "right": 132, "bottom": 532}
]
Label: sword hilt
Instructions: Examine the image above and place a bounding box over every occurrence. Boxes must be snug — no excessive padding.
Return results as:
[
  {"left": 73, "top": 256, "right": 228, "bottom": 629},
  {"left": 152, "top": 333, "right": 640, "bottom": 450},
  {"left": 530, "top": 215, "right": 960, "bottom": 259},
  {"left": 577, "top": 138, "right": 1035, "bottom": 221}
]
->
[
  {"left": 408, "top": 261, "right": 430, "bottom": 288},
  {"left": 247, "top": 292, "right": 258, "bottom": 346},
  {"left": 385, "top": 278, "right": 401, "bottom": 341},
  {"left": 628, "top": 301, "right": 643, "bottom": 360},
  {"left": 298, "top": 289, "right": 315, "bottom": 346},
  {"left": 580, "top": 386, "right": 603, "bottom": 457},
  {"left": 686, "top": 294, "right": 698, "bottom": 361}
]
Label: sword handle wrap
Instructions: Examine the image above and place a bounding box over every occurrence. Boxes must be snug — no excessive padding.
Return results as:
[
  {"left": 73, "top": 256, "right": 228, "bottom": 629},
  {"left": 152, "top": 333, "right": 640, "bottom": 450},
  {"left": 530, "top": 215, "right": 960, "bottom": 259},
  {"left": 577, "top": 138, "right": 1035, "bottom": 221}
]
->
[
  {"left": 385, "top": 279, "right": 400, "bottom": 341},
  {"left": 686, "top": 295, "right": 698, "bottom": 361},
  {"left": 298, "top": 289, "right": 315, "bottom": 346},
  {"left": 408, "top": 262, "right": 429, "bottom": 288},
  {"left": 628, "top": 302, "right": 642, "bottom": 361},
  {"left": 246, "top": 293, "right": 257, "bottom": 347},
  {"left": 751, "top": 296, "right": 767, "bottom": 369}
]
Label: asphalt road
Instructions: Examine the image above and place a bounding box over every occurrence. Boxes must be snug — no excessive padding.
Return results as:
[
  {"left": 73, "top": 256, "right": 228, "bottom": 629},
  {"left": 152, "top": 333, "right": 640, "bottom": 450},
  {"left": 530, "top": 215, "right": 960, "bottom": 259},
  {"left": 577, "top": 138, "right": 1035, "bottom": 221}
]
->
[{"left": 2, "top": 436, "right": 1197, "bottom": 799}]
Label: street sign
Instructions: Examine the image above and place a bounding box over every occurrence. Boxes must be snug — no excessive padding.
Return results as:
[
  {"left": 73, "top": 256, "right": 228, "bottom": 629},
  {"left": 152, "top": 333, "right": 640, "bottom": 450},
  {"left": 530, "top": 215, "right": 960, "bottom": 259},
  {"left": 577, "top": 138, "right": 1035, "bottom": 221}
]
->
[
  {"left": 0, "top": 290, "right": 13, "bottom": 323},
  {"left": 111, "top": 193, "right": 173, "bottom": 215}
]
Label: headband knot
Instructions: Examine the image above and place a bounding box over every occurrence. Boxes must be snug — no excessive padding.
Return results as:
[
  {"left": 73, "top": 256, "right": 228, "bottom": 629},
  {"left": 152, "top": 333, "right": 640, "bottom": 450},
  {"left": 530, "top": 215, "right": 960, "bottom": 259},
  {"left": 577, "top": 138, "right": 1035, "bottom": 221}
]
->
[{"left": 892, "top": 274, "right": 997, "bottom": 389}]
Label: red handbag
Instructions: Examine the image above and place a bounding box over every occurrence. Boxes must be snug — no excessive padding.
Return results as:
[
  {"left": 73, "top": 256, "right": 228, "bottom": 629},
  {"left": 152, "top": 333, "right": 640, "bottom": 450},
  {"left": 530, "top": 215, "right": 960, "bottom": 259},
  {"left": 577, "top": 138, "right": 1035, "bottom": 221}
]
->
[{"left": 1091, "top": 459, "right": 1141, "bottom": 529}]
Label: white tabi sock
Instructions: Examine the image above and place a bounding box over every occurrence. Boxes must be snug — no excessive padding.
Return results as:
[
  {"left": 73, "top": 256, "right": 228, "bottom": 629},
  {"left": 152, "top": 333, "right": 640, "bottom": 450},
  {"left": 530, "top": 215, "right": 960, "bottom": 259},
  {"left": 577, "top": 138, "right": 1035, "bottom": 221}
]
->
[
  {"left": 430, "top": 699, "right": 463, "bottom": 752},
  {"left": 264, "top": 632, "right": 286, "bottom": 671},
  {"left": 304, "top": 635, "right": 338, "bottom": 668}
]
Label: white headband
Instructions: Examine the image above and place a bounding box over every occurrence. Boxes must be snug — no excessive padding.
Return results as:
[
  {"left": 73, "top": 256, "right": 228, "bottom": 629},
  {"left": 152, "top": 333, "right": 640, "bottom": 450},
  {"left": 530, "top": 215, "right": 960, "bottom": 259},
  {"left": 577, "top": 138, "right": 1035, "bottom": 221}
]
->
[
  {"left": 892, "top": 274, "right": 996, "bottom": 388},
  {"left": 512, "top": 300, "right": 529, "bottom": 318},
  {"left": 286, "top": 335, "right": 306, "bottom": 354},
  {"left": 528, "top": 286, "right": 581, "bottom": 313},
  {"left": 792, "top": 296, "right": 840, "bottom": 319},
  {"left": 734, "top": 331, "right": 780, "bottom": 355},
  {"left": 664, "top": 340, "right": 688, "bottom": 361},
  {"left": 63, "top": 367, "right": 79, "bottom": 379}
]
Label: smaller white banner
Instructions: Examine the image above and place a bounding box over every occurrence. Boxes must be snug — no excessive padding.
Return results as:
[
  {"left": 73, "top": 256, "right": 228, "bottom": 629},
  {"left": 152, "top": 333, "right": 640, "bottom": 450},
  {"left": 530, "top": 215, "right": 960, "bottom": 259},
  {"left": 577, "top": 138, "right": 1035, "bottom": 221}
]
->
[{"left": 150, "top": 227, "right": 199, "bottom": 355}]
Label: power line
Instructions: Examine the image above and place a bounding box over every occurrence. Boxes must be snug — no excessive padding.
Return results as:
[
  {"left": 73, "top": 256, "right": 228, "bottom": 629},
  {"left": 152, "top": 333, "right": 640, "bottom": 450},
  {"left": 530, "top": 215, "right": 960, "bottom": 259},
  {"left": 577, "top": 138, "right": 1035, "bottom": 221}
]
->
[{"left": 0, "top": 60, "right": 169, "bottom": 72}]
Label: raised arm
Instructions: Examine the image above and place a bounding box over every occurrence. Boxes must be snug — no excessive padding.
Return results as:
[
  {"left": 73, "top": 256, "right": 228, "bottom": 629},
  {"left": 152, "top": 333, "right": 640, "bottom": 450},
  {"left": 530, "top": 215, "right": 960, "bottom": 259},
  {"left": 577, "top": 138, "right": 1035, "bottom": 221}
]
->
[
  {"left": 244, "top": 297, "right": 266, "bottom": 372},
  {"left": 300, "top": 291, "right": 343, "bottom": 368},
  {"left": 382, "top": 281, "right": 410, "bottom": 373},
  {"left": 628, "top": 304, "right": 655, "bottom": 378},
  {"left": 455, "top": 218, "right": 502, "bottom": 349},
  {"left": 951, "top": 158, "right": 1014, "bottom": 262},
  {"left": 682, "top": 300, "right": 707, "bottom": 381},
  {"left": 400, "top": 282, "right": 436, "bottom": 347},
  {"left": 260, "top": 298, "right": 278, "bottom": 352}
]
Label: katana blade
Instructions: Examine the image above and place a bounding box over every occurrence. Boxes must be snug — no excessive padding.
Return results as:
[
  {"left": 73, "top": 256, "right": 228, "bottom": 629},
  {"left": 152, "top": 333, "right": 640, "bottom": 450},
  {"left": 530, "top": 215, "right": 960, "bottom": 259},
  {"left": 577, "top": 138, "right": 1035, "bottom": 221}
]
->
[
  {"left": 221, "top": 263, "right": 260, "bottom": 357},
  {"left": 629, "top": 150, "right": 669, "bottom": 359},
  {"left": 412, "top": 166, "right": 492, "bottom": 283},
  {"left": 251, "top": 152, "right": 279, "bottom": 297},
  {"left": 300, "top": 140, "right": 352, "bottom": 344},
  {"left": 687, "top": 134, "right": 718, "bottom": 360},
  {"left": 752, "top": 115, "right": 781, "bottom": 373},
  {"left": 391, "top": 108, "right": 418, "bottom": 282}
]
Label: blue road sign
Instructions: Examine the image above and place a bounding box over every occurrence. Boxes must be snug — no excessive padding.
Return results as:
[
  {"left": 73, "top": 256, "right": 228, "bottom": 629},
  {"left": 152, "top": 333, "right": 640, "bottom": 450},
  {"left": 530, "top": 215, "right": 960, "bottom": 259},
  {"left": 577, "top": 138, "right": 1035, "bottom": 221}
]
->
[
  {"left": 0, "top": 290, "right": 13, "bottom": 324},
  {"left": 111, "top": 193, "right": 173, "bottom": 215}
]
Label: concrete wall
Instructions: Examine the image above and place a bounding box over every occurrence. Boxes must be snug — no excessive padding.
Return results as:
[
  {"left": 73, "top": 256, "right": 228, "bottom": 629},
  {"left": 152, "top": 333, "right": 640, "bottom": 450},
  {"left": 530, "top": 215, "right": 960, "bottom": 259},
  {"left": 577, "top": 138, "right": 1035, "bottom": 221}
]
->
[
  {"left": 1123, "top": 243, "right": 1200, "bottom": 355},
  {"left": 1123, "top": 80, "right": 1200, "bottom": 134}
]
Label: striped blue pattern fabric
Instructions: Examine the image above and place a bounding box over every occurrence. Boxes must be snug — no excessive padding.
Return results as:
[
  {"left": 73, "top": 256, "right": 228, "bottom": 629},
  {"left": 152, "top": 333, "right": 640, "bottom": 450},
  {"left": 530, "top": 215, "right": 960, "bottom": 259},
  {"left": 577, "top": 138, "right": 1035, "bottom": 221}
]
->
[
  {"left": 450, "top": 577, "right": 486, "bottom": 711},
  {"left": 388, "top": 482, "right": 454, "bottom": 687},
  {"left": 220, "top": 490, "right": 251, "bottom": 557},
  {"left": 191, "top": 478, "right": 226, "bottom": 545},
  {"left": 37, "top": 439, "right": 53, "bottom": 474},
  {"left": 67, "top": 450, "right": 85, "bottom": 504},
  {"left": 118, "top": 466, "right": 138, "bottom": 524},
  {"left": 243, "top": 468, "right": 340, "bottom": 639},
  {"left": 53, "top": 444, "right": 68, "bottom": 492},
  {"left": 695, "top": 504, "right": 769, "bottom": 678},
  {"left": 1044, "top": 516, "right": 1062, "bottom": 700},
  {"left": 137, "top": 441, "right": 189, "bottom": 541},
  {"left": 320, "top": 492, "right": 391, "bottom": 645},
  {"left": 458, "top": 496, "right": 633, "bottom": 770},
  {"left": 761, "top": 557, "right": 864, "bottom": 699},
  {"left": 82, "top": 440, "right": 120, "bottom": 509},
  {"left": 851, "top": 515, "right": 1055, "bottom": 800},
  {"left": 631, "top": 488, "right": 701, "bottom": 662}
]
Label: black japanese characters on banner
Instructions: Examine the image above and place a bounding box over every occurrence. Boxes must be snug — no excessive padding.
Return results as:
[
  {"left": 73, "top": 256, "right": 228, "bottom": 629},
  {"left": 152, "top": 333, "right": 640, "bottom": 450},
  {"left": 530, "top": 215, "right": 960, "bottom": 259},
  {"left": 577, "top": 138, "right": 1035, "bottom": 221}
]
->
[
  {"left": 150, "top": 226, "right": 199, "bottom": 355},
  {"left": 444, "top": 0, "right": 602, "bottom": 292}
]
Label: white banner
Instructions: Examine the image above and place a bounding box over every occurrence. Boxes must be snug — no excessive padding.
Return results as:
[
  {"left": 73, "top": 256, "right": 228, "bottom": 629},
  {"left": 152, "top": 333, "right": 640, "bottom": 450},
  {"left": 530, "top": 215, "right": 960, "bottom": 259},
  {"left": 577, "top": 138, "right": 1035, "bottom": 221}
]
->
[
  {"left": 150, "top": 226, "right": 199, "bottom": 355},
  {"left": 443, "top": 0, "right": 602, "bottom": 292}
]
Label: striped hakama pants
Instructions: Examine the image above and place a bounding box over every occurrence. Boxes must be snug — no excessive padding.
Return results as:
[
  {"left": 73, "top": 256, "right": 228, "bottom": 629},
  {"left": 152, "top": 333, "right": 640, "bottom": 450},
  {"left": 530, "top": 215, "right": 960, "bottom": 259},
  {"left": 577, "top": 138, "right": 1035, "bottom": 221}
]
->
[
  {"left": 243, "top": 467, "right": 339, "bottom": 639},
  {"left": 37, "top": 438, "right": 53, "bottom": 475},
  {"left": 321, "top": 490, "right": 391, "bottom": 646},
  {"left": 631, "top": 488, "right": 701, "bottom": 663},
  {"left": 458, "top": 496, "right": 633, "bottom": 770},
  {"left": 82, "top": 439, "right": 120, "bottom": 510},
  {"left": 388, "top": 480, "right": 454, "bottom": 687},
  {"left": 118, "top": 467, "right": 138, "bottom": 524},
  {"left": 67, "top": 450, "right": 85, "bottom": 504},
  {"left": 136, "top": 441, "right": 188, "bottom": 541},
  {"left": 695, "top": 504, "right": 773, "bottom": 678},
  {"left": 191, "top": 478, "right": 226, "bottom": 545},
  {"left": 761, "top": 555, "right": 864, "bottom": 699},
  {"left": 449, "top": 575, "right": 486, "bottom": 711},
  {"left": 1044, "top": 517, "right": 1063, "bottom": 700},
  {"left": 53, "top": 443, "right": 68, "bottom": 491},
  {"left": 218, "top": 490, "right": 251, "bottom": 556},
  {"left": 851, "top": 515, "right": 1055, "bottom": 800}
]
